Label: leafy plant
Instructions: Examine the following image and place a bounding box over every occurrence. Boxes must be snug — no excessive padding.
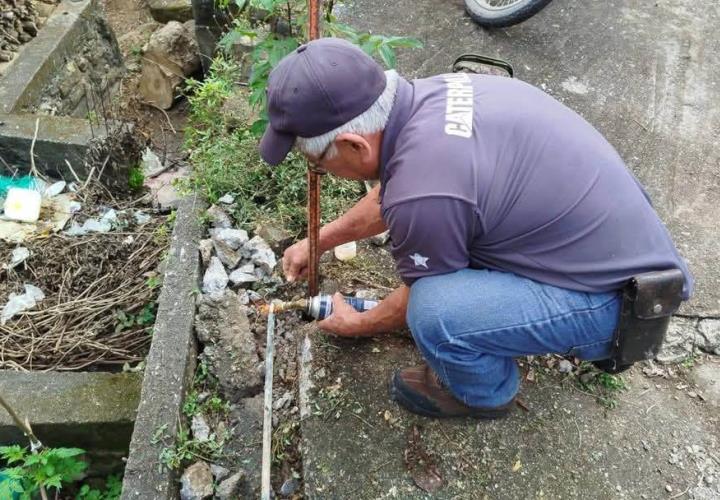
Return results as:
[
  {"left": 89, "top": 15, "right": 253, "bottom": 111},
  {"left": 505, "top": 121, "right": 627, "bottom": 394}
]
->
[
  {"left": 215, "top": 0, "right": 422, "bottom": 134},
  {"left": 76, "top": 475, "right": 122, "bottom": 500},
  {"left": 113, "top": 304, "right": 156, "bottom": 333},
  {"left": 0, "top": 445, "right": 86, "bottom": 499},
  {"left": 159, "top": 425, "right": 227, "bottom": 470},
  {"left": 128, "top": 166, "right": 145, "bottom": 192}
]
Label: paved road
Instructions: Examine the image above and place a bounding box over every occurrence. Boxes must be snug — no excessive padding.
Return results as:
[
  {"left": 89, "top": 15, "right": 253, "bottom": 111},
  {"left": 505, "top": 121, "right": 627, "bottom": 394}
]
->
[{"left": 340, "top": 0, "right": 720, "bottom": 317}]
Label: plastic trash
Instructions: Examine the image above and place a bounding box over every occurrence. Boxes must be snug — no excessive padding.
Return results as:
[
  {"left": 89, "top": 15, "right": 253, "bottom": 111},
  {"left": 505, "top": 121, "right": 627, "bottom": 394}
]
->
[
  {"left": 142, "top": 147, "right": 164, "bottom": 177},
  {"left": 3, "top": 247, "right": 30, "bottom": 270},
  {"left": 44, "top": 181, "right": 66, "bottom": 197},
  {"left": 3, "top": 188, "right": 42, "bottom": 223},
  {"left": 0, "top": 175, "right": 36, "bottom": 197},
  {"left": 1, "top": 283, "right": 45, "bottom": 325},
  {"left": 334, "top": 241, "right": 357, "bottom": 261}
]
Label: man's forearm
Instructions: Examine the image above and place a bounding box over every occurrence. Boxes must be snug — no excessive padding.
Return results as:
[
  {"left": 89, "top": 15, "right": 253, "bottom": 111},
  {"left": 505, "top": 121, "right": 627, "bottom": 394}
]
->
[
  {"left": 354, "top": 285, "right": 410, "bottom": 336},
  {"left": 319, "top": 184, "right": 386, "bottom": 252}
]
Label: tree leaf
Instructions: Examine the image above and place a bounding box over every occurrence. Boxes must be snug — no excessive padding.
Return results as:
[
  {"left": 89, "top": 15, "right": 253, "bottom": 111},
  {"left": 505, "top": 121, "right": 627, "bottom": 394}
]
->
[{"left": 378, "top": 44, "right": 396, "bottom": 69}]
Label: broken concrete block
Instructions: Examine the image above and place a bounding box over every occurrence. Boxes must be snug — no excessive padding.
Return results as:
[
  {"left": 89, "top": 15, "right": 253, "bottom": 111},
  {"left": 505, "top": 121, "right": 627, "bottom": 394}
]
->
[
  {"left": 244, "top": 235, "right": 276, "bottom": 275},
  {"left": 191, "top": 414, "right": 210, "bottom": 442},
  {"left": 202, "top": 257, "right": 228, "bottom": 294},
  {"left": 229, "top": 269, "right": 257, "bottom": 286},
  {"left": 216, "top": 471, "right": 244, "bottom": 500},
  {"left": 180, "top": 461, "right": 213, "bottom": 500},
  {"left": 255, "top": 222, "right": 293, "bottom": 253},
  {"left": 198, "top": 239, "right": 213, "bottom": 266},
  {"left": 698, "top": 319, "right": 720, "bottom": 355},
  {"left": 212, "top": 238, "right": 242, "bottom": 270},
  {"left": 213, "top": 228, "right": 249, "bottom": 250},
  {"left": 195, "top": 290, "right": 262, "bottom": 400},
  {"left": 206, "top": 204, "right": 232, "bottom": 229}
]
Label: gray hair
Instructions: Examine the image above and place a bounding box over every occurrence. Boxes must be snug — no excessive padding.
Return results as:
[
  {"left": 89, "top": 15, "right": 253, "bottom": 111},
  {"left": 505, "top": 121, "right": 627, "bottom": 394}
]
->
[{"left": 295, "top": 70, "right": 399, "bottom": 158}]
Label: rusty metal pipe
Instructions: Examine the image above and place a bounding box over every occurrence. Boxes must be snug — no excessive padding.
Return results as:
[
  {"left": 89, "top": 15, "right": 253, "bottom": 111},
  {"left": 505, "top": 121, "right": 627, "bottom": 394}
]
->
[{"left": 306, "top": 0, "right": 322, "bottom": 296}]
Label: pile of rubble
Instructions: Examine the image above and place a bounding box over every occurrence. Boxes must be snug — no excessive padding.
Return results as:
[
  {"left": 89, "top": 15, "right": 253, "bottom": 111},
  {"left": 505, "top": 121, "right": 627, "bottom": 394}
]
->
[
  {"left": 196, "top": 199, "right": 281, "bottom": 400},
  {"left": 200, "top": 201, "right": 279, "bottom": 296},
  {"left": 0, "top": 0, "right": 55, "bottom": 63}
]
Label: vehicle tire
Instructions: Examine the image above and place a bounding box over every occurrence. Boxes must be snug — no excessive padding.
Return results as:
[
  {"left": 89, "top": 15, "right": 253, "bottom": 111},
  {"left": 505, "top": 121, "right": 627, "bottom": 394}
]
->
[{"left": 464, "top": 0, "right": 554, "bottom": 28}]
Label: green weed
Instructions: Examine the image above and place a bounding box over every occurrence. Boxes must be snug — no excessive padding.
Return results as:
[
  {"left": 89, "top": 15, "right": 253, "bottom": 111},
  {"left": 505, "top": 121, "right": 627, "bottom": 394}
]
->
[
  {"left": 128, "top": 166, "right": 145, "bottom": 192},
  {"left": 0, "top": 446, "right": 86, "bottom": 499}
]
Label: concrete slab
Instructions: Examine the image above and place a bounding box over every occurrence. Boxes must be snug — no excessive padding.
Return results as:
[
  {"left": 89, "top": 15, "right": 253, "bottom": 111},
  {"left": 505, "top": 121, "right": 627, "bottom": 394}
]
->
[
  {"left": 0, "top": 113, "right": 105, "bottom": 179},
  {"left": 300, "top": 333, "right": 720, "bottom": 499},
  {"left": 122, "top": 195, "right": 206, "bottom": 500},
  {"left": 0, "top": 371, "right": 142, "bottom": 451},
  {"left": 339, "top": 0, "right": 720, "bottom": 316}
]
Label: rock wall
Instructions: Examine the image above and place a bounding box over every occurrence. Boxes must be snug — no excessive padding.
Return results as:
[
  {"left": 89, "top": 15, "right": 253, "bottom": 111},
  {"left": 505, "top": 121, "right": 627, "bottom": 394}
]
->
[
  {"left": 25, "top": 3, "right": 124, "bottom": 118},
  {"left": 0, "top": 0, "right": 56, "bottom": 64}
]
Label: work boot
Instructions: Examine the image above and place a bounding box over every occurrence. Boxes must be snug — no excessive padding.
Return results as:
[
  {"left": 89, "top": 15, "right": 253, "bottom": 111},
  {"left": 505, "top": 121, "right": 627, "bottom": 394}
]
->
[{"left": 389, "top": 364, "right": 513, "bottom": 419}]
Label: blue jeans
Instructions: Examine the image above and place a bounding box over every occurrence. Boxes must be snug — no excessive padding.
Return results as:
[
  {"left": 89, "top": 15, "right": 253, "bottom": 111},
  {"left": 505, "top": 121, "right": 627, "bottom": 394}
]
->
[{"left": 406, "top": 269, "right": 621, "bottom": 408}]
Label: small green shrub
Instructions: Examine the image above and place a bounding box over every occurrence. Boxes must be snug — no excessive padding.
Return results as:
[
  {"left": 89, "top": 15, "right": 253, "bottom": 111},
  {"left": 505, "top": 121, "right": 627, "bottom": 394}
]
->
[
  {"left": 0, "top": 445, "right": 86, "bottom": 499},
  {"left": 185, "top": 59, "right": 364, "bottom": 235}
]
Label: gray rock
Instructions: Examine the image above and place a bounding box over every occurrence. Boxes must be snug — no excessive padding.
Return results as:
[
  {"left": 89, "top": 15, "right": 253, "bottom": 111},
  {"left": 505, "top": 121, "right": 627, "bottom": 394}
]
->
[
  {"left": 218, "top": 194, "right": 235, "bottom": 204},
  {"left": 206, "top": 205, "right": 232, "bottom": 229},
  {"left": 273, "top": 391, "right": 294, "bottom": 410},
  {"left": 179, "top": 461, "right": 213, "bottom": 500},
  {"left": 244, "top": 236, "right": 277, "bottom": 275},
  {"left": 213, "top": 239, "right": 242, "bottom": 270},
  {"left": 195, "top": 290, "right": 262, "bottom": 400},
  {"left": 216, "top": 471, "right": 244, "bottom": 500},
  {"left": 558, "top": 359, "right": 574, "bottom": 374},
  {"left": 213, "top": 228, "right": 249, "bottom": 250},
  {"left": 237, "top": 262, "right": 255, "bottom": 274},
  {"left": 202, "top": 257, "right": 228, "bottom": 294},
  {"left": 656, "top": 317, "right": 700, "bottom": 364},
  {"left": 191, "top": 414, "right": 210, "bottom": 442},
  {"left": 698, "top": 319, "right": 720, "bottom": 354},
  {"left": 370, "top": 230, "right": 390, "bottom": 246},
  {"left": 229, "top": 269, "right": 257, "bottom": 286},
  {"left": 198, "top": 239, "right": 213, "bottom": 266},
  {"left": 280, "top": 477, "right": 300, "bottom": 497},
  {"left": 210, "top": 464, "right": 230, "bottom": 482},
  {"left": 237, "top": 289, "right": 250, "bottom": 305},
  {"left": 148, "top": 0, "right": 193, "bottom": 23},
  {"left": 247, "top": 290, "right": 262, "bottom": 302},
  {"left": 255, "top": 222, "right": 293, "bottom": 252}
]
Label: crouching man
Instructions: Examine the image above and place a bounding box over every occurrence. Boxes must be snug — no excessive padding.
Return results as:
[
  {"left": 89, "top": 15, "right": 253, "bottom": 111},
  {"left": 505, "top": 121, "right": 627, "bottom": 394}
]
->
[{"left": 258, "top": 38, "right": 693, "bottom": 419}]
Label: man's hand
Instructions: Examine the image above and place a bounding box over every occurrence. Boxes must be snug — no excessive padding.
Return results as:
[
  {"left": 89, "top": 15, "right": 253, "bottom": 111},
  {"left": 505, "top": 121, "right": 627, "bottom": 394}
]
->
[
  {"left": 317, "top": 286, "right": 410, "bottom": 337},
  {"left": 282, "top": 239, "right": 310, "bottom": 282},
  {"left": 317, "top": 293, "right": 364, "bottom": 336}
]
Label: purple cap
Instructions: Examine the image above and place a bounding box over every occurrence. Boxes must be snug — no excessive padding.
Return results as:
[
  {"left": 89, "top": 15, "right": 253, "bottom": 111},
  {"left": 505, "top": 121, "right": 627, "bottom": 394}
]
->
[{"left": 259, "top": 37, "right": 387, "bottom": 165}]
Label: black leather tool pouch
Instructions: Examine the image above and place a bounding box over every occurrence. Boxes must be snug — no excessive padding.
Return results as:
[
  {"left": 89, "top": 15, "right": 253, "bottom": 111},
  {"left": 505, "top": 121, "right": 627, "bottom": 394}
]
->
[
  {"left": 452, "top": 54, "right": 514, "bottom": 77},
  {"left": 611, "top": 269, "right": 684, "bottom": 366}
]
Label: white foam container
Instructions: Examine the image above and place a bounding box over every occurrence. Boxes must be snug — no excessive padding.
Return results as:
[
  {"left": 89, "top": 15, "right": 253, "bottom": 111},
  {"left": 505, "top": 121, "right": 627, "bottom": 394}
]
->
[{"left": 3, "top": 188, "right": 42, "bottom": 223}]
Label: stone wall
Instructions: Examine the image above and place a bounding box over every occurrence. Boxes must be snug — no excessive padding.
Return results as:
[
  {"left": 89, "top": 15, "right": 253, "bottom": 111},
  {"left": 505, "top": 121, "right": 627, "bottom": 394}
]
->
[{"left": 25, "top": 2, "right": 124, "bottom": 117}]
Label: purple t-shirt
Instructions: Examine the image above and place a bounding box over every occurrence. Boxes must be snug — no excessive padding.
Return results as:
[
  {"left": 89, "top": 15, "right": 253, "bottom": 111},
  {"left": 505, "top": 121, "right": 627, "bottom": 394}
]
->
[{"left": 379, "top": 74, "right": 693, "bottom": 298}]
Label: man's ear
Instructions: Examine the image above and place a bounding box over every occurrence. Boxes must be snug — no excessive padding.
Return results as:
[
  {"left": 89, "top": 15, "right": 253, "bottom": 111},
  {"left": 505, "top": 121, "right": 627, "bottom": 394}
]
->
[{"left": 335, "top": 133, "right": 372, "bottom": 160}]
